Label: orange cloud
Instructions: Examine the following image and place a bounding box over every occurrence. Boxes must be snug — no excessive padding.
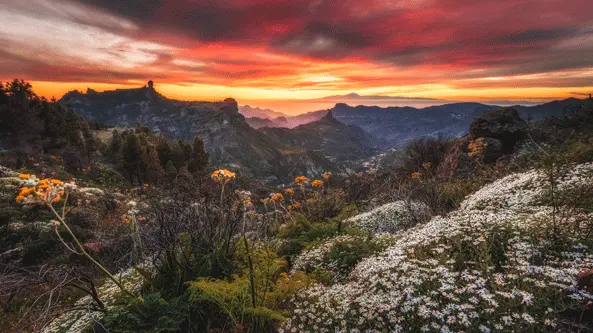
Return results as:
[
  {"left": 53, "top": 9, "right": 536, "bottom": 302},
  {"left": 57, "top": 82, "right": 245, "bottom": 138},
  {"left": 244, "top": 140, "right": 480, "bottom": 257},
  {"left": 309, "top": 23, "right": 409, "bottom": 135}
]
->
[{"left": 1, "top": 0, "right": 592, "bottom": 114}]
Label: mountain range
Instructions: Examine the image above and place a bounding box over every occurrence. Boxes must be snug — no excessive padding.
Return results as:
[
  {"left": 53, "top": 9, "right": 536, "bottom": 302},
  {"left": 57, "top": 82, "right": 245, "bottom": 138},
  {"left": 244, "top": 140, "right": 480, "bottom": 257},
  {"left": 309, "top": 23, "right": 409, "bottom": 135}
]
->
[
  {"left": 60, "top": 84, "right": 593, "bottom": 182},
  {"left": 251, "top": 98, "right": 593, "bottom": 148},
  {"left": 238, "top": 105, "right": 288, "bottom": 119}
]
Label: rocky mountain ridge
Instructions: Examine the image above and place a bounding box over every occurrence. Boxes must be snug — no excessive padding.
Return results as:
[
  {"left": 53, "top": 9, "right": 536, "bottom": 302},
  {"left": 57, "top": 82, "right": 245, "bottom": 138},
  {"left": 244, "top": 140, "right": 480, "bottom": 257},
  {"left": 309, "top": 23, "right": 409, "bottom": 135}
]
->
[
  {"left": 254, "top": 98, "right": 593, "bottom": 148},
  {"left": 60, "top": 85, "right": 340, "bottom": 183},
  {"left": 260, "top": 110, "right": 376, "bottom": 162}
]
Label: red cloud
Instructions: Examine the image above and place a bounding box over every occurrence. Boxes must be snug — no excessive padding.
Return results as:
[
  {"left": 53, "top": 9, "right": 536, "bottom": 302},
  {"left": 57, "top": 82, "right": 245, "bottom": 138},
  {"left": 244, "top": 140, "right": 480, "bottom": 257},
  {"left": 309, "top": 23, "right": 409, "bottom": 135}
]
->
[{"left": 1, "top": 0, "right": 593, "bottom": 104}]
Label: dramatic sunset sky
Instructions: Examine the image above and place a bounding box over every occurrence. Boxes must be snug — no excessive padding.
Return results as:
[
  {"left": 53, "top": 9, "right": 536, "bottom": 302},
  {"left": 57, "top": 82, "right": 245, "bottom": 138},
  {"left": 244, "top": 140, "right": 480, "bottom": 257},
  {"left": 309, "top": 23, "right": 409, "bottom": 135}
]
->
[{"left": 1, "top": 0, "right": 593, "bottom": 114}]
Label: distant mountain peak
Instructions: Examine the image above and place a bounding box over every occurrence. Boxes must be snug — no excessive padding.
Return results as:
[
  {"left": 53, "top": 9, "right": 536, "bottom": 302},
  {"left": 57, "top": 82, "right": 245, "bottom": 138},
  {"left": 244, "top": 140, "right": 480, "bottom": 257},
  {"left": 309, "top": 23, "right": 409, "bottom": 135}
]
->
[{"left": 334, "top": 103, "right": 351, "bottom": 108}]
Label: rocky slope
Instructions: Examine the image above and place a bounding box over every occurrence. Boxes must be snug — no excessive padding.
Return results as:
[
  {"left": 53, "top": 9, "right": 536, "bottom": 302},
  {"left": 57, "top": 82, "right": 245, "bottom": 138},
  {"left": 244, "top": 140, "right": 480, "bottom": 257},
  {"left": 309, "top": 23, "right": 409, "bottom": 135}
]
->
[
  {"left": 60, "top": 85, "right": 338, "bottom": 183},
  {"left": 245, "top": 117, "right": 277, "bottom": 129}
]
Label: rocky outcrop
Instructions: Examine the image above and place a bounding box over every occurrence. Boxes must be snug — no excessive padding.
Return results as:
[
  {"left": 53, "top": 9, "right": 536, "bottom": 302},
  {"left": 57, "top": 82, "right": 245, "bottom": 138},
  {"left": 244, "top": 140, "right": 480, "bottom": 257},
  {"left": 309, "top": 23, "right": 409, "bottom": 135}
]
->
[
  {"left": 480, "top": 137, "right": 503, "bottom": 163},
  {"left": 436, "top": 137, "right": 477, "bottom": 180},
  {"left": 469, "top": 107, "right": 527, "bottom": 152}
]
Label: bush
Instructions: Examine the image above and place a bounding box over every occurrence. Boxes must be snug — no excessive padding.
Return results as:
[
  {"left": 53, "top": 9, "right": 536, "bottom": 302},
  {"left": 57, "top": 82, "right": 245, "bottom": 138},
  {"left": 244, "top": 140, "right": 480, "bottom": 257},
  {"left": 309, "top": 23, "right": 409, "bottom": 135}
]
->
[
  {"left": 100, "top": 293, "right": 191, "bottom": 333},
  {"left": 395, "top": 136, "right": 452, "bottom": 178}
]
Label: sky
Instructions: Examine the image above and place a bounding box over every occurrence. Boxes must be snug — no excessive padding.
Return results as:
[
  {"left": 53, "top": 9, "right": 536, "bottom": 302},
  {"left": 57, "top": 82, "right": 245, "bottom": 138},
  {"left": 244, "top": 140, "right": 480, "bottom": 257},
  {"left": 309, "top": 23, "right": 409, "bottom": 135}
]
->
[{"left": 1, "top": 0, "right": 593, "bottom": 115}]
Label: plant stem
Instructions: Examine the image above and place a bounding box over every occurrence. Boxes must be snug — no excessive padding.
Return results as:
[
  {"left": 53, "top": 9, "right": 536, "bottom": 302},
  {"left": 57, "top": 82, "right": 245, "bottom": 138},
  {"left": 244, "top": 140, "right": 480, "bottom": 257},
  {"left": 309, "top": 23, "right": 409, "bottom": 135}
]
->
[
  {"left": 242, "top": 210, "right": 257, "bottom": 308},
  {"left": 48, "top": 203, "right": 137, "bottom": 298}
]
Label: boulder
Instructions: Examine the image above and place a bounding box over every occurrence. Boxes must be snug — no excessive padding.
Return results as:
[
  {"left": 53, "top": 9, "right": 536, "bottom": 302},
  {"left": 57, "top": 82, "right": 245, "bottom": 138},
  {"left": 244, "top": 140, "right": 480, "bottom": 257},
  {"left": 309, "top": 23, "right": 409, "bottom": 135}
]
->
[
  {"left": 470, "top": 108, "right": 527, "bottom": 152},
  {"left": 481, "top": 137, "right": 503, "bottom": 163}
]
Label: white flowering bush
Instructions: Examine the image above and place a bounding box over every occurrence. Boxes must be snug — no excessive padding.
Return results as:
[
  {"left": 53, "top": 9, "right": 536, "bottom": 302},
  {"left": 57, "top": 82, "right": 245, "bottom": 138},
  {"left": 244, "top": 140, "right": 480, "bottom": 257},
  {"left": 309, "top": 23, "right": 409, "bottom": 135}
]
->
[
  {"left": 461, "top": 163, "right": 593, "bottom": 211},
  {"left": 282, "top": 163, "right": 593, "bottom": 332},
  {"left": 346, "top": 200, "right": 430, "bottom": 234}
]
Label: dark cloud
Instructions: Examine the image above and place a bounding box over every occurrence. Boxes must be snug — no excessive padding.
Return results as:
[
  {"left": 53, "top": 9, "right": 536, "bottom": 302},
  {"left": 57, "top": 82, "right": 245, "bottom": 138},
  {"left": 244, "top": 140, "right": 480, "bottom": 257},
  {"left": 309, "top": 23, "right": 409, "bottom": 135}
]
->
[
  {"left": 493, "top": 29, "right": 578, "bottom": 45},
  {"left": 72, "top": 0, "right": 593, "bottom": 75},
  {"left": 77, "top": 0, "right": 165, "bottom": 21}
]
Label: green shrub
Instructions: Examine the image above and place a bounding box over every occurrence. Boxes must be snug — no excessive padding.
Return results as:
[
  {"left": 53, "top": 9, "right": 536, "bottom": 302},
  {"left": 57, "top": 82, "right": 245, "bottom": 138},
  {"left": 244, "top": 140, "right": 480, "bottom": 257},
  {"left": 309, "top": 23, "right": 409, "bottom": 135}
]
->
[
  {"left": 327, "top": 237, "right": 382, "bottom": 278},
  {"left": 99, "top": 293, "right": 190, "bottom": 333}
]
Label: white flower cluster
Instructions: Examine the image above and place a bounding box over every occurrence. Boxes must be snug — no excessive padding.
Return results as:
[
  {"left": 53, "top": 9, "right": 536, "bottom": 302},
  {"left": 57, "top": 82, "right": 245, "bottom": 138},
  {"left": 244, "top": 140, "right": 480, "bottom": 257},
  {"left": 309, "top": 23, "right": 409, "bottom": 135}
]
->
[
  {"left": 346, "top": 200, "right": 430, "bottom": 234},
  {"left": 461, "top": 163, "right": 593, "bottom": 211},
  {"left": 283, "top": 163, "right": 593, "bottom": 332}
]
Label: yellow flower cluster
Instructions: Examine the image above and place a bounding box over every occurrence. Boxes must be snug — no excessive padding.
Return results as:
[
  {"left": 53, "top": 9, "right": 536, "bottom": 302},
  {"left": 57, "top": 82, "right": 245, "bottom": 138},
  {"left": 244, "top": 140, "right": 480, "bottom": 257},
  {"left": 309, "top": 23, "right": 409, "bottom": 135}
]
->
[
  {"left": 285, "top": 188, "right": 295, "bottom": 197},
  {"left": 211, "top": 169, "right": 236, "bottom": 184},
  {"left": 269, "top": 193, "right": 285, "bottom": 203},
  {"left": 322, "top": 172, "right": 332, "bottom": 180},
  {"left": 411, "top": 172, "right": 423, "bottom": 180},
  {"left": 311, "top": 180, "right": 324, "bottom": 188},
  {"left": 294, "top": 176, "right": 309, "bottom": 184},
  {"left": 16, "top": 178, "right": 65, "bottom": 205}
]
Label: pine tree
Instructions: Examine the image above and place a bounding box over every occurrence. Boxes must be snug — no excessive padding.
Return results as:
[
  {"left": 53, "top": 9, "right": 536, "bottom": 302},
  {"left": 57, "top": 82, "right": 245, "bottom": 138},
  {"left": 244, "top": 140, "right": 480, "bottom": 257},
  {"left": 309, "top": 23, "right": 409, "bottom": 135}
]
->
[
  {"left": 165, "top": 160, "right": 177, "bottom": 182},
  {"left": 177, "top": 165, "right": 192, "bottom": 183},
  {"left": 108, "top": 129, "right": 124, "bottom": 159},
  {"left": 122, "top": 133, "right": 144, "bottom": 184},
  {"left": 81, "top": 120, "right": 98, "bottom": 164},
  {"left": 156, "top": 134, "right": 173, "bottom": 168},
  {"left": 170, "top": 139, "right": 189, "bottom": 169},
  {"left": 188, "top": 137, "right": 209, "bottom": 175},
  {"left": 145, "top": 146, "right": 165, "bottom": 184}
]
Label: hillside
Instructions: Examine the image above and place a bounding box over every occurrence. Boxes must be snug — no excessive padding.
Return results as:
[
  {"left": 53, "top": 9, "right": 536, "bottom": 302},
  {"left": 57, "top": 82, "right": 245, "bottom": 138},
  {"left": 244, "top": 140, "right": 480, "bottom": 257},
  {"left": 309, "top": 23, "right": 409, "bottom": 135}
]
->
[
  {"left": 60, "top": 85, "right": 339, "bottom": 183},
  {"left": 245, "top": 116, "right": 276, "bottom": 129},
  {"left": 260, "top": 111, "right": 376, "bottom": 162}
]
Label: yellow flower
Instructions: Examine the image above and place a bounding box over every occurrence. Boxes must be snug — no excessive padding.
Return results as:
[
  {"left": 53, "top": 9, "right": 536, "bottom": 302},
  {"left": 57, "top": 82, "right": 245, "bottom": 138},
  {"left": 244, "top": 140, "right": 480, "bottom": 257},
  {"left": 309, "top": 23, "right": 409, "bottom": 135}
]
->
[
  {"left": 411, "top": 172, "right": 423, "bottom": 180},
  {"left": 311, "top": 180, "right": 324, "bottom": 188},
  {"left": 322, "top": 172, "right": 332, "bottom": 180},
  {"left": 285, "top": 188, "right": 295, "bottom": 197},
  {"left": 211, "top": 169, "right": 236, "bottom": 184},
  {"left": 294, "top": 176, "right": 309, "bottom": 184},
  {"left": 269, "top": 193, "right": 285, "bottom": 203},
  {"left": 19, "top": 187, "right": 34, "bottom": 196},
  {"left": 422, "top": 162, "right": 433, "bottom": 170},
  {"left": 51, "top": 195, "right": 62, "bottom": 203},
  {"left": 16, "top": 175, "right": 70, "bottom": 206},
  {"left": 18, "top": 173, "right": 30, "bottom": 180}
]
